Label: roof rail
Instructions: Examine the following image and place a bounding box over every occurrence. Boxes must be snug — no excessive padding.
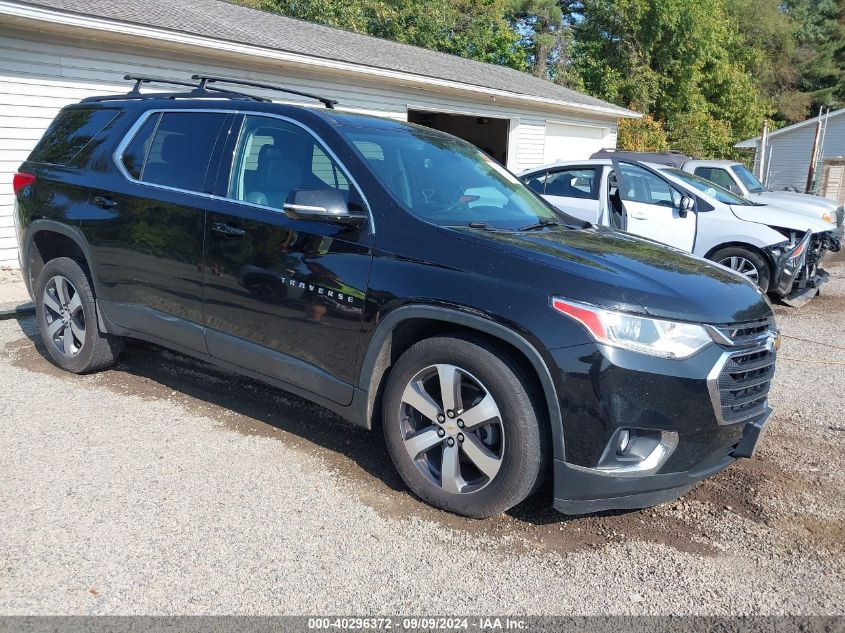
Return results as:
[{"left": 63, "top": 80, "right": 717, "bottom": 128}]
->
[{"left": 192, "top": 75, "right": 338, "bottom": 109}]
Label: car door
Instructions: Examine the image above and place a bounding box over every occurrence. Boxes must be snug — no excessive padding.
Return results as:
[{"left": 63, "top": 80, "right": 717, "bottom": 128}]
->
[
  {"left": 611, "top": 162, "right": 697, "bottom": 252},
  {"left": 201, "top": 113, "right": 374, "bottom": 405},
  {"left": 82, "top": 109, "right": 232, "bottom": 352},
  {"left": 540, "top": 166, "right": 602, "bottom": 223}
]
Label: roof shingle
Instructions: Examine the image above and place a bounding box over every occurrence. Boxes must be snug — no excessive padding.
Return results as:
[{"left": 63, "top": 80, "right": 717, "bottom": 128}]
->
[{"left": 16, "top": 0, "right": 638, "bottom": 117}]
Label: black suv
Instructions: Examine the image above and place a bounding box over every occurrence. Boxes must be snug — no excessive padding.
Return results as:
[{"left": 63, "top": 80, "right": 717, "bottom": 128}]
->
[{"left": 13, "top": 75, "right": 778, "bottom": 518}]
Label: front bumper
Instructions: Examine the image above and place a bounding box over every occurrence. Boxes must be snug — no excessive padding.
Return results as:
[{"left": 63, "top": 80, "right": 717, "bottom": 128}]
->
[
  {"left": 548, "top": 322, "right": 776, "bottom": 515},
  {"left": 770, "top": 230, "right": 840, "bottom": 300},
  {"left": 553, "top": 407, "right": 770, "bottom": 514}
]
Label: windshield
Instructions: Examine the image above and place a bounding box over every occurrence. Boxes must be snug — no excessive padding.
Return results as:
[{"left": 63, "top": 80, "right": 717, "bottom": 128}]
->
[
  {"left": 662, "top": 168, "right": 753, "bottom": 205},
  {"left": 339, "top": 125, "right": 575, "bottom": 230},
  {"left": 731, "top": 164, "right": 767, "bottom": 194}
]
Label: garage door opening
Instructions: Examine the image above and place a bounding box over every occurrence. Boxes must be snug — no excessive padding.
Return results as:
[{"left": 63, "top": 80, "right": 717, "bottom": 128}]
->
[{"left": 407, "top": 110, "right": 509, "bottom": 165}]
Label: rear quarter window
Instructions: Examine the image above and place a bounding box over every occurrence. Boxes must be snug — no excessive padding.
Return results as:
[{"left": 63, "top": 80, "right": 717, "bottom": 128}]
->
[{"left": 29, "top": 107, "right": 118, "bottom": 165}]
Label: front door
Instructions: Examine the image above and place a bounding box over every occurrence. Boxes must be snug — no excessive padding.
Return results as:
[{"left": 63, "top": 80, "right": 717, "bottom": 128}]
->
[
  {"left": 201, "top": 114, "right": 373, "bottom": 405},
  {"left": 611, "top": 162, "right": 696, "bottom": 252}
]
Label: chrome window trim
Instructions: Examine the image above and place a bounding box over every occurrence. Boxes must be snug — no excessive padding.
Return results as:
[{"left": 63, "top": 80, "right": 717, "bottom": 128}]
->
[{"left": 112, "top": 107, "right": 375, "bottom": 234}]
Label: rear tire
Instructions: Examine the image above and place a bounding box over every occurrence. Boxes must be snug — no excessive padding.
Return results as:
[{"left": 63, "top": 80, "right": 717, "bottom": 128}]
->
[
  {"left": 382, "top": 335, "right": 545, "bottom": 518},
  {"left": 709, "top": 246, "right": 771, "bottom": 293},
  {"left": 35, "top": 257, "right": 123, "bottom": 374}
]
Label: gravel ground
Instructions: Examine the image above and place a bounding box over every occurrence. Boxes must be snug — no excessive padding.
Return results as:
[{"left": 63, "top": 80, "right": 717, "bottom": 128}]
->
[{"left": 0, "top": 254, "right": 843, "bottom": 615}]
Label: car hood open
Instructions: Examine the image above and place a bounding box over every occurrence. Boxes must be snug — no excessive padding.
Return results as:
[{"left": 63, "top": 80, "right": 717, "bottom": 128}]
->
[{"left": 445, "top": 225, "right": 772, "bottom": 325}]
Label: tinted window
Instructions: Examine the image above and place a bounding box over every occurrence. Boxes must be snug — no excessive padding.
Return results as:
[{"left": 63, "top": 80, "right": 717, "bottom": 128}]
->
[
  {"left": 338, "top": 125, "right": 570, "bottom": 230},
  {"left": 228, "top": 115, "right": 363, "bottom": 212},
  {"left": 522, "top": 171, "right": 547, "bottom": 194},
  {"left": 545, "top": 168, "right": 598, "bottom": 200},
  {"left": 122, "top": 112, "right": 227, "bottom": 192},
  {"left": 30, "top": 107, "right": 118, "bottom": 165},
  {"left": 619, "top": 164, "right": 680, "bottom": 207},
  {"left": 693, "top": 167, "right": 738, "bottom": 193},
  {"left": 121, "top": 115, "right": 158, "bottom": 180}
]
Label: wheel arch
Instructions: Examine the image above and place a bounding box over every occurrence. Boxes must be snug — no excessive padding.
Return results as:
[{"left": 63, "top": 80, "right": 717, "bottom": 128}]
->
[
  {"left": 24, "top": 220, "right": 100, "bottom": 304},
  {"left": 703, "top": 241, "right": 774, "bottom": 272},
  {"left": 359, "top": 305, "right": 565, "bottom": 461}
]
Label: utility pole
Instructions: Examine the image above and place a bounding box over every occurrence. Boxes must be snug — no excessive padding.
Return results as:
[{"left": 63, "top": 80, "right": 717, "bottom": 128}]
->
[
  {"left": 805, "top": 108, "right": 825, "bottom": 193},
  {"left": 758, "top": 119, "right": 768, "bottom": 181}
]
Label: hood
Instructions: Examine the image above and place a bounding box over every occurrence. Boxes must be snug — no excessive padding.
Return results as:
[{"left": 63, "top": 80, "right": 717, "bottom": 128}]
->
[
  {"left": 730, "top": 204, "right": 833, "bottom": 233},
  {"left": 445, "top": 225, "right": 771, "bottom": 325},
  {"left": 751, "top": 190, "right": 840, "bottom": 213}
]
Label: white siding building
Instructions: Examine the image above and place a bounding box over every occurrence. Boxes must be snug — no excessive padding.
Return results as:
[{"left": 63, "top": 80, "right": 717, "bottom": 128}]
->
[
  {"left": 735, "top": 108, "right": 845, "bottom": 195},
  {"left": 0, "top": 0, "right": 638, "bottom": 268}
]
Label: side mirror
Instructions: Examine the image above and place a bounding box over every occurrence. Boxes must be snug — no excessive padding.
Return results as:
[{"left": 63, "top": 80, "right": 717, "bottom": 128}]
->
[
  {"left": 679, "top": 195, "right": 695, "bottom": 218},
  {"left": 283, "top": 189, "right": 368, "bottom": 227}
]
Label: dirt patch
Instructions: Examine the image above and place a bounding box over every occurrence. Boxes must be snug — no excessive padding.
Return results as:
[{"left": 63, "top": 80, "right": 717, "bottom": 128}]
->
[
  {"left": 1, "top": 332, "right": 719, "bottom": 557},
  {"left": 5, "top": 323, "right": 843, "bottom": 560}
]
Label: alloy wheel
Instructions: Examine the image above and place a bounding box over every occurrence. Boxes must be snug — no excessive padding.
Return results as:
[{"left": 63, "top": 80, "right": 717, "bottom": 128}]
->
[
  {"left": 720, "top": 256, "right": 760, "bottom": 284},
  {"left": 42, "top": 275, "right": 85, "bottom": 357},
  {"left": 399, "top": 363, "right": 504, "bottom": 494}
]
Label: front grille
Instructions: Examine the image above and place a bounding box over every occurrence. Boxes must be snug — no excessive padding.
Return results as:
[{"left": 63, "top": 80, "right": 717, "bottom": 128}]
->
[
  {"left": 712, "top": 319, "right": 771, "bottom": 344},
  {"left": 709, "top": 318, "right": 777, "bottom": 425}
]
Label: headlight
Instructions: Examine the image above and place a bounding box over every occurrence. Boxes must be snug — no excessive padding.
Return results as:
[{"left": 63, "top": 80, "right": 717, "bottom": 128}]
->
[
  {"left": 551, "top": 298, "right": 713, "bottom": 359},
  {"left": 822, "top": 213, "right": 836, "bottom": 224}
]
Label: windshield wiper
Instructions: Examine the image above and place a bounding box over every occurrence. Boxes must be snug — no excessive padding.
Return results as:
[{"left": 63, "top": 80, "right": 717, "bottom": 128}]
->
[
  {"left": 518, "top": 219, "right": 560, "bottom": 231},
  {"left": 468, "top": 221, "right": 496, "bottom": 230}
]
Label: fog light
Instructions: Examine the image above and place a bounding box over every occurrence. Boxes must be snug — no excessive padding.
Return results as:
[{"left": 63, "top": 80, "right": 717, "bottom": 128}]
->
[
  {"left": 617, "top": 429, "right": 631, "bottom": 455},
  {"left": 596, "top": 428, "right": 678, "bottom": 475}
]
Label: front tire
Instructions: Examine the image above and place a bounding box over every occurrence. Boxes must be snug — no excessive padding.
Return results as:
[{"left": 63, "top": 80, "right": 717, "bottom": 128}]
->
[
  {"left": 382, "top": 335, "right": 545, "bottom": 518},
  {"left": 709, "top": 246, "right": 771, "bottom": 293},
  {"left": 35, "top": 257, "right": 123, "bottom": 374}
]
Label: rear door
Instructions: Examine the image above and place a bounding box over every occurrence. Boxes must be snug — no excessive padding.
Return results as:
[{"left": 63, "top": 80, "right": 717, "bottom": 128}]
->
[
  {"left": 540, "top": 166, "right": 601, "bottom": 223},
  {"left": 82, "top": 109, "right": 231, "bottom": 351},
  {"left": 611, "top": 162, "right": 696, "bottom": 252},
  {"left": 200, "top": 114, "right": 373, "bottom": 405}
]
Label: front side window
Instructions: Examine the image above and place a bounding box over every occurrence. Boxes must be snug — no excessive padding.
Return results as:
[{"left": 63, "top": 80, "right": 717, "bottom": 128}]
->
[
  {"left": 618, "top": 164, "right": 680, "bottom": 207},
  {"left": 228, "top": 115, "right": 363, "bottom": 212},
  {"left": 731, "top": 164, "right": 767, "bottom": 194},
  {"left": 338, "top": 125, "right": 566, "bottom": 230},
  {"left": 545, "top": 168, "right": 598, "bottom": 200},
  {"left": 693, "top": 167, "right": 739, "bottom": 194},
  {"left": 120, "top": 111, "right": 228, "bottom": 192}
]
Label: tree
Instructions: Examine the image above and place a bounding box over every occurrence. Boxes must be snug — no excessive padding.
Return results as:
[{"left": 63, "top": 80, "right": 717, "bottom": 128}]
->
[
  {"left": 238, "top": 0, "right": 528, "bottom": 70},
  {"left": 786, "top": 0, "right": 845, "bottom": 109},
  {"left": 570, "top": 0, "right": 773, "bottom": 155},
  {"left": 507, "top": 0, "right": 577, "bottom": 83},
  {"left": 725, "top": 0, "right": 811, "bottom": 122},
  {"left": 617, "top": 114, "right": 669, "bottom": 152}
]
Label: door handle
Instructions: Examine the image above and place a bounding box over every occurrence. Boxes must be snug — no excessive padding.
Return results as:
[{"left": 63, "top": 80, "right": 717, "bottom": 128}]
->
[
  {"left": 211, "top": 222, "right": 246, "bottom": 238},
  {"left": 629, "top": 211, "right": 648, "bottom": 220},
  {"left": 93, "top": 194, "right": 116, "bottom": 209}
]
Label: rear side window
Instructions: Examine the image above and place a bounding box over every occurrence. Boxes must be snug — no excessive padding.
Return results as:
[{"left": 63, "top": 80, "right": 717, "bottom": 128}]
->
[
  {"left": 120, "top": 111, "right": 228, "bottom": 193},
  {"left": 523, "top": 171, "right": 548, "bottom": 194},
  {"left": 29, "top": 107, "right": 118, "bottom": 165},
  {"left": 545, "top": 168, "right": 598, "bottom": 199}
]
